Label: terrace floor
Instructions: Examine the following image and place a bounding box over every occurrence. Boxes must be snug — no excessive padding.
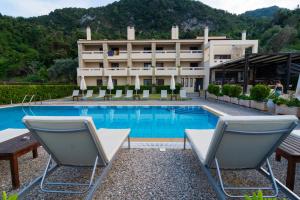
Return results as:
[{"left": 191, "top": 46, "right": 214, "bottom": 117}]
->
[{"left": 1, "top": 97, "right": 299, "bottom": 199}]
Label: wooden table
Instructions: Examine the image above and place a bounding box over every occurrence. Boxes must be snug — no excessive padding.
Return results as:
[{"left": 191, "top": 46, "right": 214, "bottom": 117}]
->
[
  {"left": 170, "top": 94, "right": 177, "bottom": 101},
  {"left": 0, "top": 133, "right": 40, "bottom": 189},
  {"left": 104, "top": 94, "right": 113, "bottom": 100},
  {"left": 275, "top": 134, "right": 300, "bottom": 190},
  {"left": 133, "top": 94, "right": 140, "bottom": 100}
]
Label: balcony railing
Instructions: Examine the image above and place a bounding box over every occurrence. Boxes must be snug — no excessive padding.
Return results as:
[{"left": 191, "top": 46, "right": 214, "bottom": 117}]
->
[
  {"left": 129, "top": 67, "right": 153, "bottom": 76},
  {"left": 107, "top": 51, "right": 128, "bottom": 60},
  {"left": 77, "top": 68, "right": 103, "bottom": 76},
  {"left": 103, "top": 68, "right": 128, "bottom": 76},
  {"left": 82, "top": 51, "right": 103, "bottom": 60},
  {"left": 131, "top": 50, "right": 152, "bottom": 60},
  {"left": 180, "top": 67, "right": 205, "bottom": 76},
  {"left": 155, "top": 67, "right": 178, "bottom": 76},
  {"left": 156, "top": 50, "right": 176, "bottom": 60},
  {"left": 180, "top": 50, "right": 203, "bottom": 59}
]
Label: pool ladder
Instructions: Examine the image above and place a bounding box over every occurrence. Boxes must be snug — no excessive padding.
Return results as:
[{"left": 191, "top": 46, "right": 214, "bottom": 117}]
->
[{"left": 21, "top": 95, "right": 35, "bottom": 105}]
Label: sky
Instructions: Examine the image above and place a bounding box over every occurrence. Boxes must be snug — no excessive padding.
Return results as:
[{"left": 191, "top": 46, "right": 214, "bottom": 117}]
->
[{"left": 0, "top": 0, "right": 299, "bottom": 18}]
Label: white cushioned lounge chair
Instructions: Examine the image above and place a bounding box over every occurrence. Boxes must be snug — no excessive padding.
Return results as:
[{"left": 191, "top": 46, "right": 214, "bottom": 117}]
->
[
  {"left": 20, "top": 116, "right": 130, "bottom": 200},
  {"left": 160, "top": 90, "right": 168, "bottom": 100},
  {"left": 184, "top": 115, "right": 298, "bottom": 199},
  {"left": 82, "top": 90, "right": 93, "bottom": 100},
  {"left": 97, "top": 90, "right": 106, "bottom": 99},
  {"left": 179, "top": 89, "right": 187, "bottom": 100},
  {"left": 113, "top": 90, "right": 122, "bottom": 99},
  {"left": 72, "top": 90, "right": 80, "bottom": 101},
  {"left": 125, "top": 90, "right": 133, "bottom": 99},
  {"left": 142, "top": 90, "right": 149, "bottom": 100}
]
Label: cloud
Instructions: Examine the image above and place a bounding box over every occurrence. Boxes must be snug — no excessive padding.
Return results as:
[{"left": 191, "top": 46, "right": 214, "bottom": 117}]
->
[
  {"left": 200, "top": 0, "right": 299, "bottom": 14},
  {"left": 0, "top": 0, "right": 115, "bottom": 17},
  {"left": 0, "top": 0, "right": 298, "bottom": 17}
]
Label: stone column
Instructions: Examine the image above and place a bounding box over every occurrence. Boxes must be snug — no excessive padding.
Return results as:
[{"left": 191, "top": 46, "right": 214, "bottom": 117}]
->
[
  {"left": 176, "top": 42, "right": 181, "bottom": 83},
  {"left": 127, "top": 42, "right": 132, "bottom": 85},
  {"left": 151, "top": 42, "right": 156, "bottom": 85}
]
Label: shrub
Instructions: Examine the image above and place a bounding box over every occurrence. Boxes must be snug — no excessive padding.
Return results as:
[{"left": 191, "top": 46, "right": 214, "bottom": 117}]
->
[
  {"left": 0, "top": 85, "right": 77, "bottom": 104},
  {"left": 208, "top": 84, "right": 220, "bottom": 96},
  {"left": 239, "top": 94, "right": 251, "bottom": 100},
  {"left": 154, "top": 84, "right": 181, "bottom": 94},
  {"left": 2, "top": 191, "right": 18, "bottom": 200},
  {"left": 222, "top": 84, "right": 231, "bottom": 96},
  {"left": 229, "top": 85, "right": 242, "bottom": 98},
  {"left": 286, "top": 98, "right": 300, "bottom": 107},
  {"left": 250, "top": 84, "right": 270, "bottom": 101}
]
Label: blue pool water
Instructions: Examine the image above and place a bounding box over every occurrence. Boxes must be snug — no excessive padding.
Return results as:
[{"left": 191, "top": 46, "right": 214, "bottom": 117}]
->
[{"left": 0, "top": 106, "right": 218, "bottom": 138}]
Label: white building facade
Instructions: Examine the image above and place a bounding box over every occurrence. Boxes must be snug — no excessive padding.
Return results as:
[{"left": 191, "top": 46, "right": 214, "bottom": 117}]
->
[{"left": 77, "top": 26, "right": 258, "bottom": 92}]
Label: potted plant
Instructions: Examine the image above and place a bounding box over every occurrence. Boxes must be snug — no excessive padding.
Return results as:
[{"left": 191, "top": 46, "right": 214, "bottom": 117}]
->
[
  {"left": 275, "top": 97, "right": 300, "bottom": 117},
  {"left": 221, "top": 84, "right": 231, "bottom": 102},
  {"left": 250, "top": 84, "right": 270, "bottom": 111},
  {"left": 229, "top": 85, "right": 242, "bottom": 104},
  {"left": 238, "top": 94, "right": 251, "bottom": 107},
  {"left": 207, "top": 84, "right": 220, "bottom": 100}
]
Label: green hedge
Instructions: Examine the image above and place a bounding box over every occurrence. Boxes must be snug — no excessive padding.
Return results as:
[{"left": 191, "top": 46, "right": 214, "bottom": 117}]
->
[
  {"left": 250, "top": 84, "right": 270, "bottom": 101},
  {"left": 208, "top": 84, "right": 220, "bottom": 96},
  {"left": 0, "top": 85, "right": 77, "bottom": 104}
]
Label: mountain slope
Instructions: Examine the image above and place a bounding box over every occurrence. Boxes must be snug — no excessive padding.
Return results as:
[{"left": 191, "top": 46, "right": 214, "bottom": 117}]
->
[
  {"left": 243, "top": 6, "right": 280, "bottom": 18},
  {"left": 0, "top": 0, "right": 299, "bottom": 82}
]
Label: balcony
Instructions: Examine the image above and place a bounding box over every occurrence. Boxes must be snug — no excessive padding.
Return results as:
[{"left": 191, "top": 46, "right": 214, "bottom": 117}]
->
[
  {"left": 103, "top": 68, "right": 128, "bottom": 76},
  {"left": 82, "top": 51, "right": 103, "bottom": 60},
  {"left": 107, "top": 51, "right": 128, "bottom": 60},
  {"left": 129, "top": 67, "right": 153, "bottom": 76},
  {"left": 180, "top": 67, "right": 205, "bottom": 76},
  {"left": 155, "top": 50, "right": 176, "bottom": 60},
  {"left": 77, "top": 68, "right": 103, "bottom": 76},
  {"left": 155, "top": 67, "right": 178, "bottom": 76},
  {"left": 131, "top": 50, "right": 152, "bottom": 60},
  {"left": 180, "top": 50, "right": 203, "bottom": 60}
]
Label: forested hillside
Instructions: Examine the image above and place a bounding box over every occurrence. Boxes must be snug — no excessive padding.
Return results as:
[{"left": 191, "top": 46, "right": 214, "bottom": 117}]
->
[{"left": 0, "top": 0, "right": 299, "bottom": 82}]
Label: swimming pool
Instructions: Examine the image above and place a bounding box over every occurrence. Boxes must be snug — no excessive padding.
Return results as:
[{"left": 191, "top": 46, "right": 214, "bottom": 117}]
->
[{"left": 0, "top": 106, "right": 218, "bottom": 138}]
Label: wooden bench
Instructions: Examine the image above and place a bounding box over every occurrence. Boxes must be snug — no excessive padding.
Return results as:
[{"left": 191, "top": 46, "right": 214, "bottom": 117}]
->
[
  {"left": 276, "top": 134, "right": 300, "bottom": 190},
  {"left": 0, "top": 132, "right": 40, "bottom": 189}
]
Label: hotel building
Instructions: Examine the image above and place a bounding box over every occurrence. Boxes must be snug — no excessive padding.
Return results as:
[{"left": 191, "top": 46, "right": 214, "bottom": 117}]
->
[{"left": 77, "top": 26, "right": 258, "bottom": 92}]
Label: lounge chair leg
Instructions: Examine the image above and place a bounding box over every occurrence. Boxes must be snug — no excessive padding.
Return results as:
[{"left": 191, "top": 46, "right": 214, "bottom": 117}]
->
[
  {"left": 214, "top": 158, "right": 279, "bottom": 198},
  {"left": 183, "top": 134, "right": 186, "bottom": 150},
  {"left": 128, "top": 136, "right": 131, "bottom": 149}
]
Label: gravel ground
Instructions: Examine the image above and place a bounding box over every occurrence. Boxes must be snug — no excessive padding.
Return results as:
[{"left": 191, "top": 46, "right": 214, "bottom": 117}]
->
[{"left": 0, "top": 147, "right": 298, "bottom": 200}]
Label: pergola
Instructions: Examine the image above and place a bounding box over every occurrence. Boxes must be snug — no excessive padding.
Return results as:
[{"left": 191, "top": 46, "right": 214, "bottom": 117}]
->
[{"left": 209, "top": 53, "right": 300, "bottom": 93}]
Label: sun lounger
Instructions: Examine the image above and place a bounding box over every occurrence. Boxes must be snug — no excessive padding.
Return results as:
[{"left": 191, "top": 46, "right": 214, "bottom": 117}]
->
[
  {"left": 160, "top": 90, "right": 168, "bottom": 100},
  {"left": 113, "top": 90, "right": 122, "bottom": 99},
  {"left": 184, "top": 115, "right": 298, "bottom": 199},
  {"left": 72, "top": 90, "right": 79, "bottom": 101},
  {"left": 97, "top": 90, "right": 106, "bottom": 99},
  {"left": 142, "top": 90, "right": 149, "bottom": 99},
  {"left": 179, "top": 89, "right": 187, "bottom": 100},
  {"left": 82, "top": 90, "right": 93, "bottom": 100},
  {"left": 21, "top": 116, "right": 130, "bottom": 200},
  {"left": 125, "top": 90, "right": 133, "bottom": 99}
]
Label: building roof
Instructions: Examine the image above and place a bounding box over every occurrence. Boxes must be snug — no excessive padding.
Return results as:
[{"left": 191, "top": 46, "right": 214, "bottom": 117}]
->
[{"left": 211, "top": 53, "right": 300, "bottom": 72}]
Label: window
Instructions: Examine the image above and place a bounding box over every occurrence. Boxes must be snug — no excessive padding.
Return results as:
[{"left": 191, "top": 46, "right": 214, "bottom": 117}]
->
[
  {"left": 156, "top": 79, "right": 164, "bottom": 86},
  {"left": 181, "top": 78, "right": 185, "bottom": 86},
  {"left": 112, "top": 79, "right": 118, "bottom": 86},
  {"left": 189, "top": 46, "right": 199, "bottom": 50},
  {"left": 143, "top": 79, "right": 152, "bottom": 86},
  {"left": 111, "top": 63, "right": 119, "bottom": 68},
  {"left": 185, "top": 78, "right": 188, "bottom": 87},
  {"left": 190, "top": 78, "right": 193, "bottom": 87},
  {"left": 190, "top": 63, "right": 199, "bottom": 68},
  {"left": 143, "top": 47, "right": 151, "bottom": 53},
  {"left": 156, "top": 47, "right": 163, "bottom": 51},
  {"left": 156, "top": 63, "right": 164, "bottom": 68},
  {"left": 144, "top": 63, "right": 151, "bottom": 69},
  {"left": 99, "top": 63, "right": 103, "bottom": 68},
  {"left": 214, "top": 55, "right": 231, "bottom": 59},
  {"left": 97, "top": 79, "right": 103, "bottom": 86},
  {"left": 99, "top": 47, "right": 103, "bottom": 51}
]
